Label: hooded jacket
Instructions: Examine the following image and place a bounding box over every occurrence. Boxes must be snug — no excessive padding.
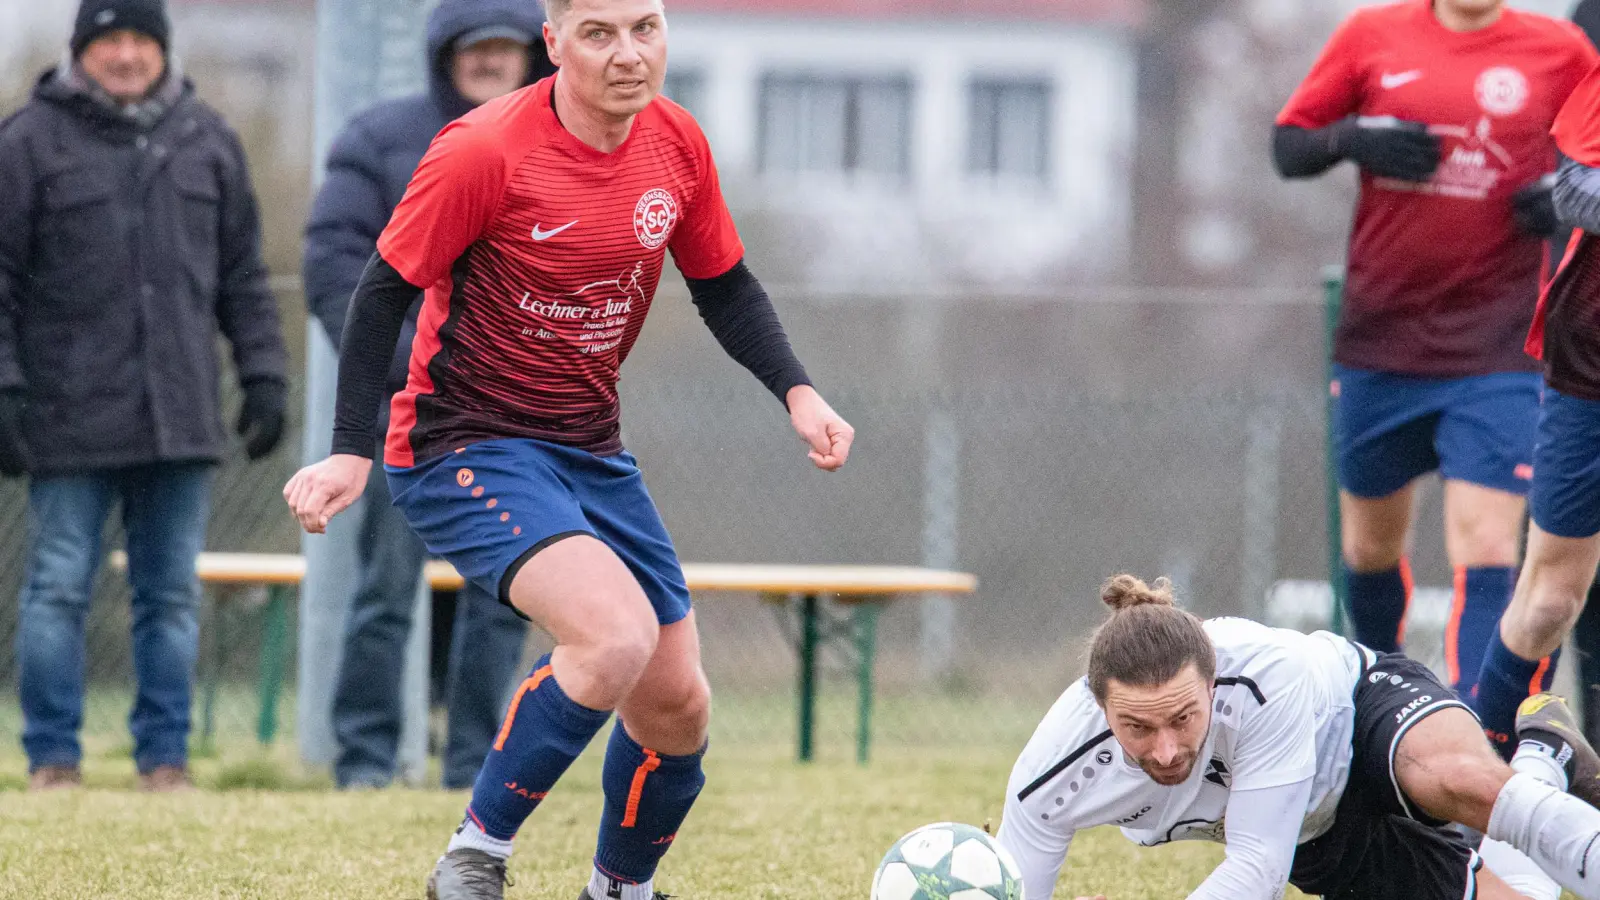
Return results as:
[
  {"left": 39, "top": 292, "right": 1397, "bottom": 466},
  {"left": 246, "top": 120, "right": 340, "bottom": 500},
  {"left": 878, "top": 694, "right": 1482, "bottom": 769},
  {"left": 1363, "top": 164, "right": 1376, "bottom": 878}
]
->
[
  {"left": 302, "top": 0, "right": 552, "bottom": 444},
  {"left": 0, "top": 63, "right": 287, "bottom": 474}
]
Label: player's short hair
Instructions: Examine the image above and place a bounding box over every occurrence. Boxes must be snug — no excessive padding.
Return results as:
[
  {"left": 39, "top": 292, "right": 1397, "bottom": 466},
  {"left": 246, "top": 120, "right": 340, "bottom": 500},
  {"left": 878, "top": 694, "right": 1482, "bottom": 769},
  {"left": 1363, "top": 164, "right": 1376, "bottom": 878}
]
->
[
  {"left": 543, "top": 0, "right": 573, "bottom": 23},
  {"left": 1086, "top": 574, "right": 1215, "bottom": 704}
]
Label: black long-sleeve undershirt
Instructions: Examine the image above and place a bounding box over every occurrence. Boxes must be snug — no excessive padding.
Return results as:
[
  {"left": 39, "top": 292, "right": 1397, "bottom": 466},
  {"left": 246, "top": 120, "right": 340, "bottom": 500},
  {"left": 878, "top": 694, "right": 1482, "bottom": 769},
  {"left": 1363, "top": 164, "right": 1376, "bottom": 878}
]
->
[
  {"left": 1272, "top": 123, "right": 1345, "bottom": 179},
  {"left": 329, "top": 253, "right": 812, "bottom": 459},
  {"left": 331, "top": 252, "right": 419, "bottom": 457},
  {"left": 686, "top": 260, "right": 812, "bottom": 406}
]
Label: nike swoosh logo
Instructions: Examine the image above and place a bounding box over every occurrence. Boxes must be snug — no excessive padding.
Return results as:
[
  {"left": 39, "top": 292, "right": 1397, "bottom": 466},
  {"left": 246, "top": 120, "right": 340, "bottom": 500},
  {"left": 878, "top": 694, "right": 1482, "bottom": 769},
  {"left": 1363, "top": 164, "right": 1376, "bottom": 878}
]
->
[
  {"left": 1380, "top": 70, "right": 1422, "bottom": 90},
  {"left": 531, "top": 220, "right": 578, "bottom": 241}
]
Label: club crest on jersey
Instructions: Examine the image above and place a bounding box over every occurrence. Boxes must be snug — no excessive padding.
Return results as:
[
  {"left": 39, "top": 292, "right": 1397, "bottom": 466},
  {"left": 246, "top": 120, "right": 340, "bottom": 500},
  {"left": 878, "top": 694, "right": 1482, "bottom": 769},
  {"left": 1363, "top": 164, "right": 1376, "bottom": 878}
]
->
[
  {"left": 634, "top": 188, "right": 678, "bottom": 249},
  {"left": 1475, "top": 67, "right": 1529, "bottom": 117}
]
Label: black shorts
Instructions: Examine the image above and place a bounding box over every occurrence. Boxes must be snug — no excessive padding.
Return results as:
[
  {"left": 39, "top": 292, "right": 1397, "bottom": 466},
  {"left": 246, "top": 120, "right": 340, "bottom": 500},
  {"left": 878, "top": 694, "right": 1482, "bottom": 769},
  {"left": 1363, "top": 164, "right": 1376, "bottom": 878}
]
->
[{"left": 1290, "top": 652, "right": 1485, "bottom": 899}]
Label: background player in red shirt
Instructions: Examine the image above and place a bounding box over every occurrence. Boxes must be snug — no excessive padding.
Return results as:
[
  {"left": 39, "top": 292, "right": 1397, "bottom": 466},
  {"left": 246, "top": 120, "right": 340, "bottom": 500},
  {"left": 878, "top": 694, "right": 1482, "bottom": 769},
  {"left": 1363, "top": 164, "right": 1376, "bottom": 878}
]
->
[
  {"left": 284, "top": 0, "right": 854, "bottom": 897},
  {"left": 1468, "top": 57, "right": 1600, "bottom": 812},
  {"left": 1273, "top": 0, "right": 1595, "bottom": 741}
]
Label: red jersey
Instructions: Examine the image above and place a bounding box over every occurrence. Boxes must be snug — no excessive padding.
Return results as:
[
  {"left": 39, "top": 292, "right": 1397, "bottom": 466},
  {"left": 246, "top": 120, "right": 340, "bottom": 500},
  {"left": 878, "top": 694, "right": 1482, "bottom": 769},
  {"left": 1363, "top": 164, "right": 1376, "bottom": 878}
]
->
[
  {"left": 377, "top": 77, "right": 744, "bottom": 466},
  {"left": 1530, "top": 61, "right": 1600, "bottom": 400},
  {"left": 1277, "top": 0, "right": 1594, "bottom": 377}
]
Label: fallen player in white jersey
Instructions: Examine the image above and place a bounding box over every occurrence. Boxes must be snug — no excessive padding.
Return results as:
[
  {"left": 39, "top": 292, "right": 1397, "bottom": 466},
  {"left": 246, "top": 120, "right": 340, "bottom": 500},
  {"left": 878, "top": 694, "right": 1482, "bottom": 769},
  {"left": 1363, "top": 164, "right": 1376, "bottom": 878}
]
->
[{"left": 998, "top": 574, "right": 1600, "bottom": 900}]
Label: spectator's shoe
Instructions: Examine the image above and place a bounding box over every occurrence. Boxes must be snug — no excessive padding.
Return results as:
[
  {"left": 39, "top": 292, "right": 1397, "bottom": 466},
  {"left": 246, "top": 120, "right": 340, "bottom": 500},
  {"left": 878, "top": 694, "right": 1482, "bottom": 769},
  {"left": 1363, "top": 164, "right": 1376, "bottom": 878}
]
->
[
  {"left": 27, "top": 765, "right": 82, "bottom": 792},
  {"left": 1516, "top": 692, "right": 1600, "bottom": 808},
  {"left": 138, "top": 765, "right": 194, "bottom": 793},
  {"left": 577, "top": 888, "right": 674, "bottom": 899},
  {"left": 426, "top": 850, "right": 511, "bottom": 900}
]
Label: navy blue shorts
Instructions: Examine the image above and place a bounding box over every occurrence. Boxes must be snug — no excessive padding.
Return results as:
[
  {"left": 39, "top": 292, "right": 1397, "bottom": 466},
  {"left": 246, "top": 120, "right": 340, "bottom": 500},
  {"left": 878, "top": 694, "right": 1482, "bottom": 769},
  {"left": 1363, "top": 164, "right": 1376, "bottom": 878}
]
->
[
  {"left": 386, "top": 438, "right": 692, "bottom": 625},
  {"left": 1530, "top": 387, "right": 1600, "bottom": 539},
  {"left": 1332, "top": 364, "right": 1539, "bottom": 499}
]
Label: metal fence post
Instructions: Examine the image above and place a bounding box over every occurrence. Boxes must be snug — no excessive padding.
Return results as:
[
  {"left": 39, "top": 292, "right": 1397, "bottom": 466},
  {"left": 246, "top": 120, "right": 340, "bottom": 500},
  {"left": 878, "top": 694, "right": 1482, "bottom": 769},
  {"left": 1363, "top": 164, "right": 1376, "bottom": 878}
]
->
[
  {"left": 300, "top": 0, "right": 428, "bottom": 776},
  {"left": 1322, "top": 266, "right": 1349, "bottom": 637}
]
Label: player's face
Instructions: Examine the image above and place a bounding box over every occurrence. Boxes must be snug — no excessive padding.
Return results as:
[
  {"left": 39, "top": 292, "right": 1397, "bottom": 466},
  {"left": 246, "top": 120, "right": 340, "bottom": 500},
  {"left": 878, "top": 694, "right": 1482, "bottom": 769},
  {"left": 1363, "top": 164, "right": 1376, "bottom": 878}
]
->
[
  {"left": 545, "top": 0, "right": 668, "bottom": 120},
  {"left": 452, "top": 38, "right": 532, "bottom": 107},
  {"left": 1102, "top": 665, "right": 1213, "bottom": 787},
  {"left": 78, "top": 30, "right": 165, "bottom": 105}
]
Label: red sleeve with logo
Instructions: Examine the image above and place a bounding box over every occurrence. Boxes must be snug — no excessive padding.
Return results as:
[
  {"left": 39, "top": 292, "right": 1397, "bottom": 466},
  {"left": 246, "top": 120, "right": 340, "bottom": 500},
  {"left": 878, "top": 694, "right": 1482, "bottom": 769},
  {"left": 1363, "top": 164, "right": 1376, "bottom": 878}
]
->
[
  {"left": 376, "top": 120, "right": 508, "bottom": 289},
  {"left": 1277, "top": 13, "right": 1372, "bottom": 128},
  {"left": 666, "top": 119, "right": 745, "bottom": 280}
]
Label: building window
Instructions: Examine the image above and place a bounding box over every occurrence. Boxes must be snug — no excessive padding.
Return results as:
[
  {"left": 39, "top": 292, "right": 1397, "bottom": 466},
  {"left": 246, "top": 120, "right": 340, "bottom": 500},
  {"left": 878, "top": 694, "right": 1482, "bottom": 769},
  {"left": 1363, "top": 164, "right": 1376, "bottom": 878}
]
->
[
  {"left": 662, "top": 68, "right": 705, "bottom": 117},
  {"left": 758, "top": 74, "right": 912, "bottom": 180},
  {"left": 968, "top": 79, "right": 1052, "bottom": 184}
]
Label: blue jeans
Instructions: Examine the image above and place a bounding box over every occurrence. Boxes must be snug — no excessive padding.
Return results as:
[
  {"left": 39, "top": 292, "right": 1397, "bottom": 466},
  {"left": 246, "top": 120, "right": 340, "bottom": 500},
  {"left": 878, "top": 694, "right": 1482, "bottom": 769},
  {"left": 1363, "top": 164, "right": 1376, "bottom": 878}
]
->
[
  {"left": 332, "top": 459, "right": 528, "bottom": 789},
  {"left": 17, "top": 462, "right": 214, "bottom": 774}
]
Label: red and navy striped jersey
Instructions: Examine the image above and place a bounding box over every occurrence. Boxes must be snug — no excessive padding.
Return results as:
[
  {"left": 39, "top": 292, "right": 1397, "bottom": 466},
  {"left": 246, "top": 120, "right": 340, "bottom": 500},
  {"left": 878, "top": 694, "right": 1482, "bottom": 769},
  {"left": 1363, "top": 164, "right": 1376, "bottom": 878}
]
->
[{"left": 376, "top": 76, "right": 744, "bottom": 466}]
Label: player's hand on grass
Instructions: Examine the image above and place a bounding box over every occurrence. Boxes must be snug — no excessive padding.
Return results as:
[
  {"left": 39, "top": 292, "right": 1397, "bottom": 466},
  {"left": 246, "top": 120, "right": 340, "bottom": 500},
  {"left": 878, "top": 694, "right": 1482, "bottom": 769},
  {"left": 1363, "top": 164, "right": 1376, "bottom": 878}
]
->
[
  {"left": 284, "top": 453, "right": 371, "bottom": 534},
  {"left": 1331, "top": 116, "right": 1440, "bottom": 182},
  {"left": 787, "top": 384, "right": 853, "bottom": 472}
]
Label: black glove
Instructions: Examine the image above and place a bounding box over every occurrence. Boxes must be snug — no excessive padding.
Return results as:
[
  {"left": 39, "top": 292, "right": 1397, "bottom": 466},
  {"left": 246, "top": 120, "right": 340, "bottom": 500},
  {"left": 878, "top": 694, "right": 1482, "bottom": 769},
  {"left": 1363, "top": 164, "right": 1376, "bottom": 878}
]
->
[
  {"left": 1512, "top": 174, "right": 1561, "bottom": 238},
  {"left": 0, "top": 388, "right": 28, "bottom": 477},
  {"left": 237, "top": 377, "right": 287, "bottom": 461},
  {"left": 1330, "top": 116, "right": 1441, "bottom": 182}
]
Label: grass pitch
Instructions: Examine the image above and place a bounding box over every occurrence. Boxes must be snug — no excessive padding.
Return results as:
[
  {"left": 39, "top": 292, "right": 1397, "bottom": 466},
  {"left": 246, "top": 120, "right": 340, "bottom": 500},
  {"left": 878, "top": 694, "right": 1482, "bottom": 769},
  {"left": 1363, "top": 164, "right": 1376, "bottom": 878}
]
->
[{"left": 0, "top": 739, "right": 1280, "bottom": 900}]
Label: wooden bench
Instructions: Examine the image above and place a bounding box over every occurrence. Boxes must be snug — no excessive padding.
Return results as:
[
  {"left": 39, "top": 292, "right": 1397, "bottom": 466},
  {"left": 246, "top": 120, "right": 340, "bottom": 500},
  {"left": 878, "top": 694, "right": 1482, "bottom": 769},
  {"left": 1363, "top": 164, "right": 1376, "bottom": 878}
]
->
[{"left": 111, "top": 551, "right": 976, "bottom": 763}]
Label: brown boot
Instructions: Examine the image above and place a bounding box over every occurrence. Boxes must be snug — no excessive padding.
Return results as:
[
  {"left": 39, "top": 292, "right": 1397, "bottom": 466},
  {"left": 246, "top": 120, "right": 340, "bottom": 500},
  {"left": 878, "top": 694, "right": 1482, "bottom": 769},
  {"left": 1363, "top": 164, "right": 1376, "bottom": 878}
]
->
[
  {"left": 27, "top": 765, "right": 82, "bottom": 791},
  {"left": 137, "top": 764, "right": 194, "bottom": 793}
]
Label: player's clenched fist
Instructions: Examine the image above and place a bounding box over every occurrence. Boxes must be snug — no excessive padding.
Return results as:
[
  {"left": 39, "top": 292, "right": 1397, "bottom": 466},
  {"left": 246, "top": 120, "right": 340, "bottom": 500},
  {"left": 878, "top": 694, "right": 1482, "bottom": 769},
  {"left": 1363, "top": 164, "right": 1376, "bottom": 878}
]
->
[
  {"left": 283, "top": 453, "right": 372, "bottom": 534},
  {"left": 787, "top": 384, "right": 854, "bottom": 471}
]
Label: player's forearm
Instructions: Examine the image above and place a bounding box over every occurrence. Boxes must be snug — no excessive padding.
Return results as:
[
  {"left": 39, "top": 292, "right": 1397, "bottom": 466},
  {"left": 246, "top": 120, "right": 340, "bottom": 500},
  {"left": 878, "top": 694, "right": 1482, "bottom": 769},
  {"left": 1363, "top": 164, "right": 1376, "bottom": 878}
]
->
[
  {"left": 1187, "top": 779, "right": 1311, "bottom": 900},
  {"left": 1554, "top": 154, "right": 1600, "bottom": 234},
  {"left": 331, "top": 252, "right": 421, "bottom": 457},
  {"left": 1272, "top": 124, "right": 1343, "bottom": 179},
  {"left": 686, "top": 261, "right": 813, "bottom": 407}
]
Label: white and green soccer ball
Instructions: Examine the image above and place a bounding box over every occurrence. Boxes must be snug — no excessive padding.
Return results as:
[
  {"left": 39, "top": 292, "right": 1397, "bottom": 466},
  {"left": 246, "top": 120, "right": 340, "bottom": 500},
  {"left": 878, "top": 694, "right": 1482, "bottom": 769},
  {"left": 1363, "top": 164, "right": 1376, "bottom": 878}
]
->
[{"left": 871, "top": 822, "right": 1025, "bottom": 900}]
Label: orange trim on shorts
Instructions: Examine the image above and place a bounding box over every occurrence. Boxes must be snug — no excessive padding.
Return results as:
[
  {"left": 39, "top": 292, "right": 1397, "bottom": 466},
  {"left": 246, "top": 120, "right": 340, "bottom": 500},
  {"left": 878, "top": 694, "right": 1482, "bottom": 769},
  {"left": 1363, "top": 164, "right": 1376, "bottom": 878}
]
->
[
  {"left": 620, "top": 748, "right": 662, "bottom": 828},
  {"left": 1445, "top": 566, "right": 1467, "bottom": 687},
  {"left": 1530, "top": 656, "right": 1552, "bottom": 695},
  {"left": 493, "top": 665, "right": 553, "bottom": 752},
  {"left": 1396, "top": 557, "right": 1415, "bottom": 646}
]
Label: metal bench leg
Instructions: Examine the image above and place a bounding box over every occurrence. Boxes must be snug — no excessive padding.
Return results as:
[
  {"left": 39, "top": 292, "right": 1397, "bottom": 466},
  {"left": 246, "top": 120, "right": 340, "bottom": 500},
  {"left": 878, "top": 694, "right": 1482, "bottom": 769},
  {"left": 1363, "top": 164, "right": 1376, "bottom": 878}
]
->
[
  {"left": 257, "top": 585, "right": 291, "bottom": 746},
  {"left": 201, "top": 587, "right": 224, "bottom": 755},
  {"left": 798, "top": 592, "right": 819, "bottom": 763},
  {"left": 855, "top": 602, "right": 882, "bottom": 765}
]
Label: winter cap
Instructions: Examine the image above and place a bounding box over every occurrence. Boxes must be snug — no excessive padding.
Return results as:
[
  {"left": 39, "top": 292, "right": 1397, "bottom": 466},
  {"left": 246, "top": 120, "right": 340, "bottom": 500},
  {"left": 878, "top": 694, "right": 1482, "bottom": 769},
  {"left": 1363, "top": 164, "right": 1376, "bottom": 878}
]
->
[
  {"left": 455, "top": 24, "right": 535, "bottom": 50},
  {"left": 71, "top": 0, "right": 170, "bottom": 57}
]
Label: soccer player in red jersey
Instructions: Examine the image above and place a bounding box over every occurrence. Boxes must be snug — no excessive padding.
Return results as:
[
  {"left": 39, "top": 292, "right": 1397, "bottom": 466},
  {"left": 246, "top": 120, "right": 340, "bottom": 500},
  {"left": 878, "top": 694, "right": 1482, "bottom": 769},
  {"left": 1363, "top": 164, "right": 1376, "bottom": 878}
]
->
[
  {"left": 1273, "top": 0, "right": 1595, "bottom": 747},
  {"left": 285, "top": 0, "right": 854, "bottom": 897},
  {"left": 1469, "top": 59, "right": 1600, "bottom": 813}
]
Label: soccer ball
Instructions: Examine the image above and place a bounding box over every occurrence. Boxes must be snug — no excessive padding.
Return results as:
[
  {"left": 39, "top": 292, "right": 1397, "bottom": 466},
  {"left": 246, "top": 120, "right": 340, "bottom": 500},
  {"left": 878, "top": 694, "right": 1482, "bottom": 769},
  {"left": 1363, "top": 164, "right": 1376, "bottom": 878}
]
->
[{"left": 871, "top": 822, "right": 1025, "bottom": 900}]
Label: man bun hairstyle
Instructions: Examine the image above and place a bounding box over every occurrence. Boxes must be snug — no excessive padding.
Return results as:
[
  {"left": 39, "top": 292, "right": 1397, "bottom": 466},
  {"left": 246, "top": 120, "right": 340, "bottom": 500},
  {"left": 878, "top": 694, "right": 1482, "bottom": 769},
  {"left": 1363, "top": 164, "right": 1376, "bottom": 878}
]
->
[{"left": 1086, "top": 574, "right": 1215, "bottom": 703}]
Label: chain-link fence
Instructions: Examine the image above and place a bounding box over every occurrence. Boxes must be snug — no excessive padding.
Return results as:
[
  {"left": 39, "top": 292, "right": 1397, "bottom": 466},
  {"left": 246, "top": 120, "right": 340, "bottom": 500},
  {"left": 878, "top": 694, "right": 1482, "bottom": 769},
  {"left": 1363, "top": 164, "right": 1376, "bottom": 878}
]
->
[{"left": 0, "top": 284, "right": 1399, "bottom": 771}]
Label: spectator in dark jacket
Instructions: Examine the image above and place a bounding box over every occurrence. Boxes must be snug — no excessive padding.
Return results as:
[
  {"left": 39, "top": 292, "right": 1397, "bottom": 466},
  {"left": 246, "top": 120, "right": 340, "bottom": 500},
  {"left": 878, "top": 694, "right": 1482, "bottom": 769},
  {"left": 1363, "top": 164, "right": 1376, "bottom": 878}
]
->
[
  {"left": 304, "top": 0, "right": 551, "bottom": 791},
  {"left": 0, "top": 0, "right": 288, "bottom": 791}
]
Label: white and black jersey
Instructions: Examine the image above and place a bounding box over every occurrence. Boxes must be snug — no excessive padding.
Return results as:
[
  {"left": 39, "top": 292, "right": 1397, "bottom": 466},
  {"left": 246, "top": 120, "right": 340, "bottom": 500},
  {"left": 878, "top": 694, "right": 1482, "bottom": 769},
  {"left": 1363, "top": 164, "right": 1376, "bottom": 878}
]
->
[{"left": 999, "top": 618, "right": 1366, "bottom": 900}]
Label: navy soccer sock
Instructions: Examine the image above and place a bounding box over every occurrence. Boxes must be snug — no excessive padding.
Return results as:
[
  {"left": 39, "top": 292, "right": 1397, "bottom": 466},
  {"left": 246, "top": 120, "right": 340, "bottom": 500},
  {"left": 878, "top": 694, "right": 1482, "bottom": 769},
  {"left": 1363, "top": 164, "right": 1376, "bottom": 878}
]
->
[
  {"left": 463, "top": 654, "right": 611, "bottom": 841},
  {"left": 1343, "top": 561, "right": 1411, "bottom": 653},
  {"left": 1473, "top": 627, "right": 1562, "bottom": 761},
  {"left": 592, "top": 722, "right": 706, "bottom": 890},
  {"left": 1448, "top": 566, "right": 1515, "bottom": 698}
]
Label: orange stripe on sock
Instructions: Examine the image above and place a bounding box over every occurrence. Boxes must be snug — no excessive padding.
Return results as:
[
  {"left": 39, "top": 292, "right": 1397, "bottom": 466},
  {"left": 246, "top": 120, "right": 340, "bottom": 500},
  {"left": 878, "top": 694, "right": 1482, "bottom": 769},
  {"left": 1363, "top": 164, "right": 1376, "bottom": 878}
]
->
[
  {"left": 1396, "top": 557, "right": 1416, "bottom": 646},
  {"left": 493, "top": 665, "right": 553, "bottom": 752},
  {"left": 1445, "top": 567, "right": 1467, "bottom": 688},
  {"left": 1530, "top": 656, "right": 1552, "bottom": 695},
  {"left": 620, "top": 749, "right": 661, "bottom": 828}
]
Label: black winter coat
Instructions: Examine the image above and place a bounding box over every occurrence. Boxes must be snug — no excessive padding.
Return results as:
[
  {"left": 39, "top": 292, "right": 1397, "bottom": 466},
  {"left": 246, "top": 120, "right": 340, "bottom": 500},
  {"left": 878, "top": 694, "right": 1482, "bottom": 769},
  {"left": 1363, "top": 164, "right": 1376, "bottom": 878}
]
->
[{"left": 0, "top": 69, "right": 286, "bottom": 475}]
